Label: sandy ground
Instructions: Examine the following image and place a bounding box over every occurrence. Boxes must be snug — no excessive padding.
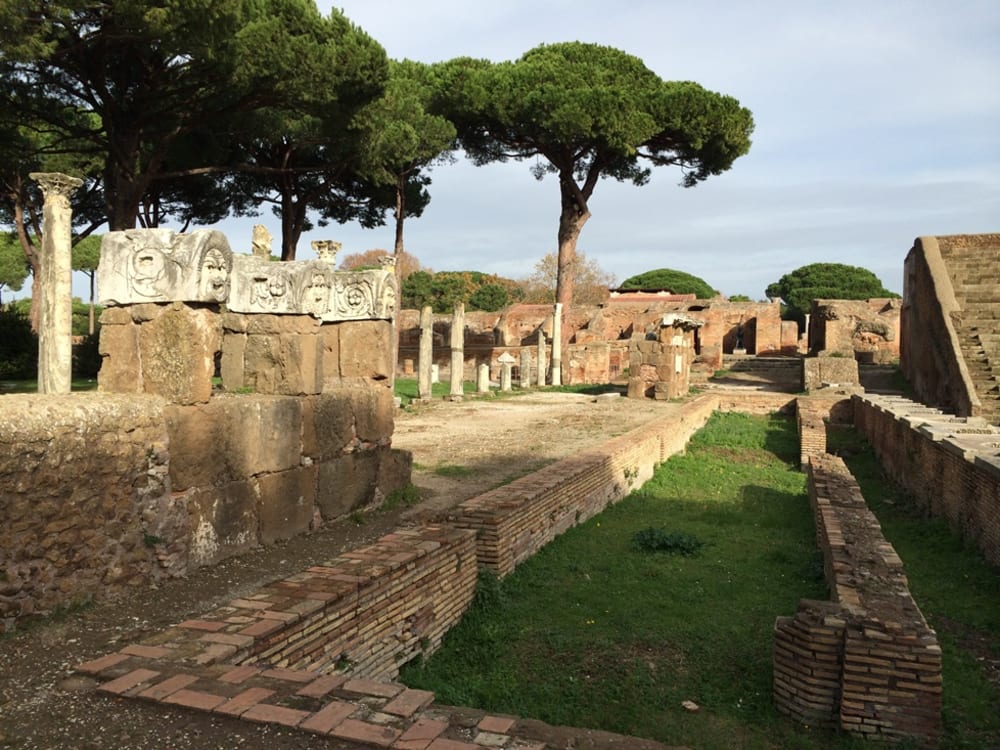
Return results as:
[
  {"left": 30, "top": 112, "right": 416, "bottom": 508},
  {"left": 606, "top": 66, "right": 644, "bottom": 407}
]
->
[{"left": 0, "top": 389, "right": 673, "bottom": 750}]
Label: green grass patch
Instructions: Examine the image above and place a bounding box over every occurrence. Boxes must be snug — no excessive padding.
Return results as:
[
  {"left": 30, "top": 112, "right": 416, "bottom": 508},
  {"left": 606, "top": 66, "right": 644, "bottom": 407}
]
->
[
  {"left": 380, "top": 484, "right": 423, "bottom": 511},
  {"left": 394, "top": 377, "right": 477, "bottom": 406},
  {"left": 402, "top": 412, "right": 859, "bottom": 749},
  {"left": 0, "top": 378, "right": 98, "bottom": 393},
  {"left": 433, "top": 464, "right": 474, "bottom": 478}
]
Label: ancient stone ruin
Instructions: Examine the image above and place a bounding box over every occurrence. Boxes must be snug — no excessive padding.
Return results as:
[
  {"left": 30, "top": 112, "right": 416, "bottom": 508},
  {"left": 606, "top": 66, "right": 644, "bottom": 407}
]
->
[{"left": 2, "top": 228, "right": 408, "bottom": 625}]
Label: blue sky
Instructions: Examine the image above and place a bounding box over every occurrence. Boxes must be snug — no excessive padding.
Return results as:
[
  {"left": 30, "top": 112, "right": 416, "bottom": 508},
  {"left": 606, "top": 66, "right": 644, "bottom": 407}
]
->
[{"left": 55, "top": 0, "right": 999, "bottom": 301}]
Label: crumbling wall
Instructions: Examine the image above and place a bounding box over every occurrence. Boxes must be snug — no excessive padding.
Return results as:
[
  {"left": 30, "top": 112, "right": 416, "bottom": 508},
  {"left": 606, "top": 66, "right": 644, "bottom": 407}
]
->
[
  {"left": 853, "top": 393, "right": 1000, "bottom": 565},
  {"left": 808, "top": 298, "right": 901, "bottom": 363},
  {"left": 774, "top": 454, "right": 942, "bottom": 742}
]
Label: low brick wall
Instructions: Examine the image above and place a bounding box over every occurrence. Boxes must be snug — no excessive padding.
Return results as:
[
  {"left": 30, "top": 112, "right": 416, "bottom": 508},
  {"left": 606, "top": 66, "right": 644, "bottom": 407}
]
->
[
  {"left": 451, "top": 395, "right": 718, "bottom": 578},
  {"left": 796, "top": 395, "right": 856, "bottom": 468},
  {"left": 0, "top": 384, "right": 410, "bottom": 628},
  {"left": 713, "top": 390, "right": 797, "bottom": 415},
  {"left": 853, "top": 393, "right": 1000, "bottom": 565},
  {"left": 91, "top": 525, "right": 476, "bottom": 681},
  {"left": 774, "top": 454, "right": 942, "bottom": 741}
]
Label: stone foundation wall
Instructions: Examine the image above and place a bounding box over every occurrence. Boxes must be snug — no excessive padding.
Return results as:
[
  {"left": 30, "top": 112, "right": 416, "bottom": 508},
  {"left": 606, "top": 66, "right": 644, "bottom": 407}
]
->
[
  {"left": 774, "top": 454, "right": 942, "bottom": 742},
  {"left": 853, "top": 393, "right": 1000, "bottom": 565},
  {"left": 0, "top": 385, "right": 410, "bottom": 628},
  {"left": 451, "top": 395, "right": 718, "bottom": 578},
  {"left": 0, "top": 395, "right": 169, "bottom": 621}
]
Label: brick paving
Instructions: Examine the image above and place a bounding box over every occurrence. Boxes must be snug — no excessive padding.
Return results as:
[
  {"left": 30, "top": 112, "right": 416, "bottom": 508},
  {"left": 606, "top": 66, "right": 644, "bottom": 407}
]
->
[{"left": 78, "top": 643, "right": 587, "bottom": 749}]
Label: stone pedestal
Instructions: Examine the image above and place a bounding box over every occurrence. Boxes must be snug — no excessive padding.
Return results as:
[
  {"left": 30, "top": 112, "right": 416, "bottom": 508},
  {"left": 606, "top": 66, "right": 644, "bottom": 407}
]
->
[
  {"left": 476, "top": 363, "right": 490, "bottom": 393},
  {"left": 32, "top": 172, "right": 82, "bottom": 393},
  {"left": 519, "top": 348, "right": 532, "bottom": 388}
]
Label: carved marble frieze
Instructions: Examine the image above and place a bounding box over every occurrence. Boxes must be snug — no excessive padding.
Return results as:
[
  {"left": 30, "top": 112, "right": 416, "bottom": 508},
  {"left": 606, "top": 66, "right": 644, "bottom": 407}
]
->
[
  {"left": 97, "top": 228, "right": 233, "bottom": 305},
  {"left": 96, "top": 228, "right": 397, "bottom": 321}
]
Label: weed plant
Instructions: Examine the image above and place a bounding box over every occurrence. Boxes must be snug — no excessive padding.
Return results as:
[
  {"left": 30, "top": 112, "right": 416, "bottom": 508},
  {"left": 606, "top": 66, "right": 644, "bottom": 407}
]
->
[{"left": 403, "top": 412, "right": 861, "bottom": 749}]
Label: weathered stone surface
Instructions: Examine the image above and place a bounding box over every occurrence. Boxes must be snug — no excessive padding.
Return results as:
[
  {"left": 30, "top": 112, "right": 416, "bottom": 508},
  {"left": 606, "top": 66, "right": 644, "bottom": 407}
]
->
[
  {"left": 97, "top": 228, "right": 233, "bottom": 305},
  {"left": 246, "top": 313, "right": 320, "bottom": 336},
  {"left": 338, "top": 320, "right": 392, "bottom": 381},
  {"left": 0, "top": 394, "right": 169, "bottom": 621},
  {"left": 320, "top": 323, "right": 341, "bottom": 384},
  {"left": 316, "top": 451, "right": 380, "bottom": 520},
  {"left": 97, "top": 322, "right": 141, "bottom": 393},
  {"left": 138, "top": 305, "right": 220, "bottom": 404},
  {"left": 301, "top": 392, "right": 355, "bottom": 461},
  {"left": 164, "top": 403, "right": 230, "bottom": 490},
  {"left": 243, "top": 332, "right": 322, "bottom": 396},
  {"left": 350, "top": 381, "right": 395, "bottom": 444},
  {"left": 185, "top": 482, "right": 258, "bottom": 567},
  {"left": 802, "top": 356, "right": 860, "bottom": 393},
  {"left": 257, "top": 466, "right": 316, "bottom": 544},
  {"left": 378, "top": 449, "right": 413, "bottom": 497},
  {"left": 219, "top": 331, "right": 247, "bottom": 391},
  {"left": 223, "top": 396, "right": 302, "bottom": 477}
]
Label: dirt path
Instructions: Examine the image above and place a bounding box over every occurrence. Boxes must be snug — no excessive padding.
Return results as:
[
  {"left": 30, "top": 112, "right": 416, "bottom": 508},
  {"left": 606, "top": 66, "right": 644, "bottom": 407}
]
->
[{"left": 0, "top": 390, "right": 672, "bottom": 750}]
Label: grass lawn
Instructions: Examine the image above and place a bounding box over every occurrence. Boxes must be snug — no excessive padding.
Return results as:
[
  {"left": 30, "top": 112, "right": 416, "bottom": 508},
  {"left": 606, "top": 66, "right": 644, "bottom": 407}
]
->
[
  {"left": 402, "top": 412, "right": 1000, "bottom": 748},
  {"left": 0, "top": 378, "right": 98, "bottom": 393},
  {"left": 402, "top": 412, "right": 863, "bottom": 749}
]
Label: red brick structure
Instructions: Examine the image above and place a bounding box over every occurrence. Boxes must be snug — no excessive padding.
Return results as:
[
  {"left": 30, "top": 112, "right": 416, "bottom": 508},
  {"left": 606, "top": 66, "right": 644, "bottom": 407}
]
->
[{"left": 774, "top": 454, "right": 943, "bottom": 742}]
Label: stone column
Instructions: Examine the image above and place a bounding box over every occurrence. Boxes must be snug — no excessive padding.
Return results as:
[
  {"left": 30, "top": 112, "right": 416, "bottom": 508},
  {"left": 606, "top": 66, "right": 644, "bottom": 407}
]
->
[
  {"left": 476, "top": 363, "right": 490, "bottom": 393},
  {"left": 551, "top": 302, "right": 563, "bottom": 386},
  {"left": 519, "top": 348, "right": 532, "bottom": 388},
  {"left": 450, "top": 302, "right": 465, "bottom": 400},
  {"left": 500, "top": 362, "right": 512, "bottom": 391},
  {"left": 418, "top": 305, "right": 433, "bottom": 400},
  {"left": 537, "top": 328, "right": 547, "bottom": 386},
  {"left": 31, "top": 172, "right": 82, "bottom": 394}
]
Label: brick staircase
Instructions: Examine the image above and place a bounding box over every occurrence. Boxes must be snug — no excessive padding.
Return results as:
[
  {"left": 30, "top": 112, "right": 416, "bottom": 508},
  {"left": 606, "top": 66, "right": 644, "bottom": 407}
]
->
[
  {"left": 943, "top": 253, "right": 1000, "bottom": 424},
  {"left": 941, "top": 251, "right": 1000, "bottom": 424},
  {"left": 717, "top": 355, "right": 802, "bottom": 387}
]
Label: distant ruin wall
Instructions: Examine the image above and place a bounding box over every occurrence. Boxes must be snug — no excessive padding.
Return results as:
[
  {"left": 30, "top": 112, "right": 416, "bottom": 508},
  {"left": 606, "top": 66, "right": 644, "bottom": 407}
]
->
[
  {"left": 0, "top": 386, "right": 410, "bottom": 628},
  {"left": 774, "top": 454, "right": 942, "bottom": 742},
  {"left": 451, "top": 395, "right": 718, "bottom": 578},
  {"left": 900, "top": 236, "right": 980, "bottom": 417},
  {"left": 853, "top": 393, "right": 1000, "bottom": 565}
]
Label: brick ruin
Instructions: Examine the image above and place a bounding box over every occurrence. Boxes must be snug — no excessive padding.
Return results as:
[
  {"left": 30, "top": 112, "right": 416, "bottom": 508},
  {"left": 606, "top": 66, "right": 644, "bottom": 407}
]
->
[
  {"left": 1, "top": 229, "right": 410, "bottom": 624},
  {"left": 3, "top": 229, "right": 999, "bottom": 745}
]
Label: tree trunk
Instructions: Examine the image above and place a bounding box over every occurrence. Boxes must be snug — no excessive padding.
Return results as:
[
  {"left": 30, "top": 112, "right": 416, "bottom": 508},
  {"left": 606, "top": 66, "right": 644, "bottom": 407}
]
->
[
  {"left": 555, "top": 178, "right": 590, "bottom": 309},
  {"left": 393, "top": 174, "right": 406, "bottom": 256},
  {"left": 13, "top": 201, "right": 42, "bottom": 332}
]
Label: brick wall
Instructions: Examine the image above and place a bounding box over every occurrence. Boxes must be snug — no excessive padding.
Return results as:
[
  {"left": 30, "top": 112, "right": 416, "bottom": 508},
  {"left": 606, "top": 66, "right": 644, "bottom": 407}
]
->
[
  {"left": 853, "top": 393, "right": 1000, "bottom": 565},
  {"left": 231, "top": 525, "right": 477, "bottom": 679},
  {"left": 451, "top": 395, "right": 718, "bottom": 578},
  {"left": 774, "top": 454, "right": 942, "bottom": 742}
]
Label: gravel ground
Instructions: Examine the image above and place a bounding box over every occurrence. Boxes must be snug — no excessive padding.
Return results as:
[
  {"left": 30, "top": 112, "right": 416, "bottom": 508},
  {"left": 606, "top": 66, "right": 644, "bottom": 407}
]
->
[{"left": 1, "top": 391, "right": 670, "bottom": 749}]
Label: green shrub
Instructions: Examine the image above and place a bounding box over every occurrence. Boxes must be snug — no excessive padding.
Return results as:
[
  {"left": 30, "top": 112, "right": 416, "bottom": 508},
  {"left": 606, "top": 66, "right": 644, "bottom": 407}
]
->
[
  {"left": 0, "top": 305, "right": 38, "bottom": 379},
  {"left": 631, "top": 527, "right": 705, "bottom": 555}
]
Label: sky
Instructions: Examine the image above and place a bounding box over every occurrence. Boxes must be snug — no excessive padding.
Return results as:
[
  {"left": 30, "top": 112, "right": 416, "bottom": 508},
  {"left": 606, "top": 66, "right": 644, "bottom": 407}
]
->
[{"left": 50, "top": 0, "right": 1000, "bottom": 301}]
